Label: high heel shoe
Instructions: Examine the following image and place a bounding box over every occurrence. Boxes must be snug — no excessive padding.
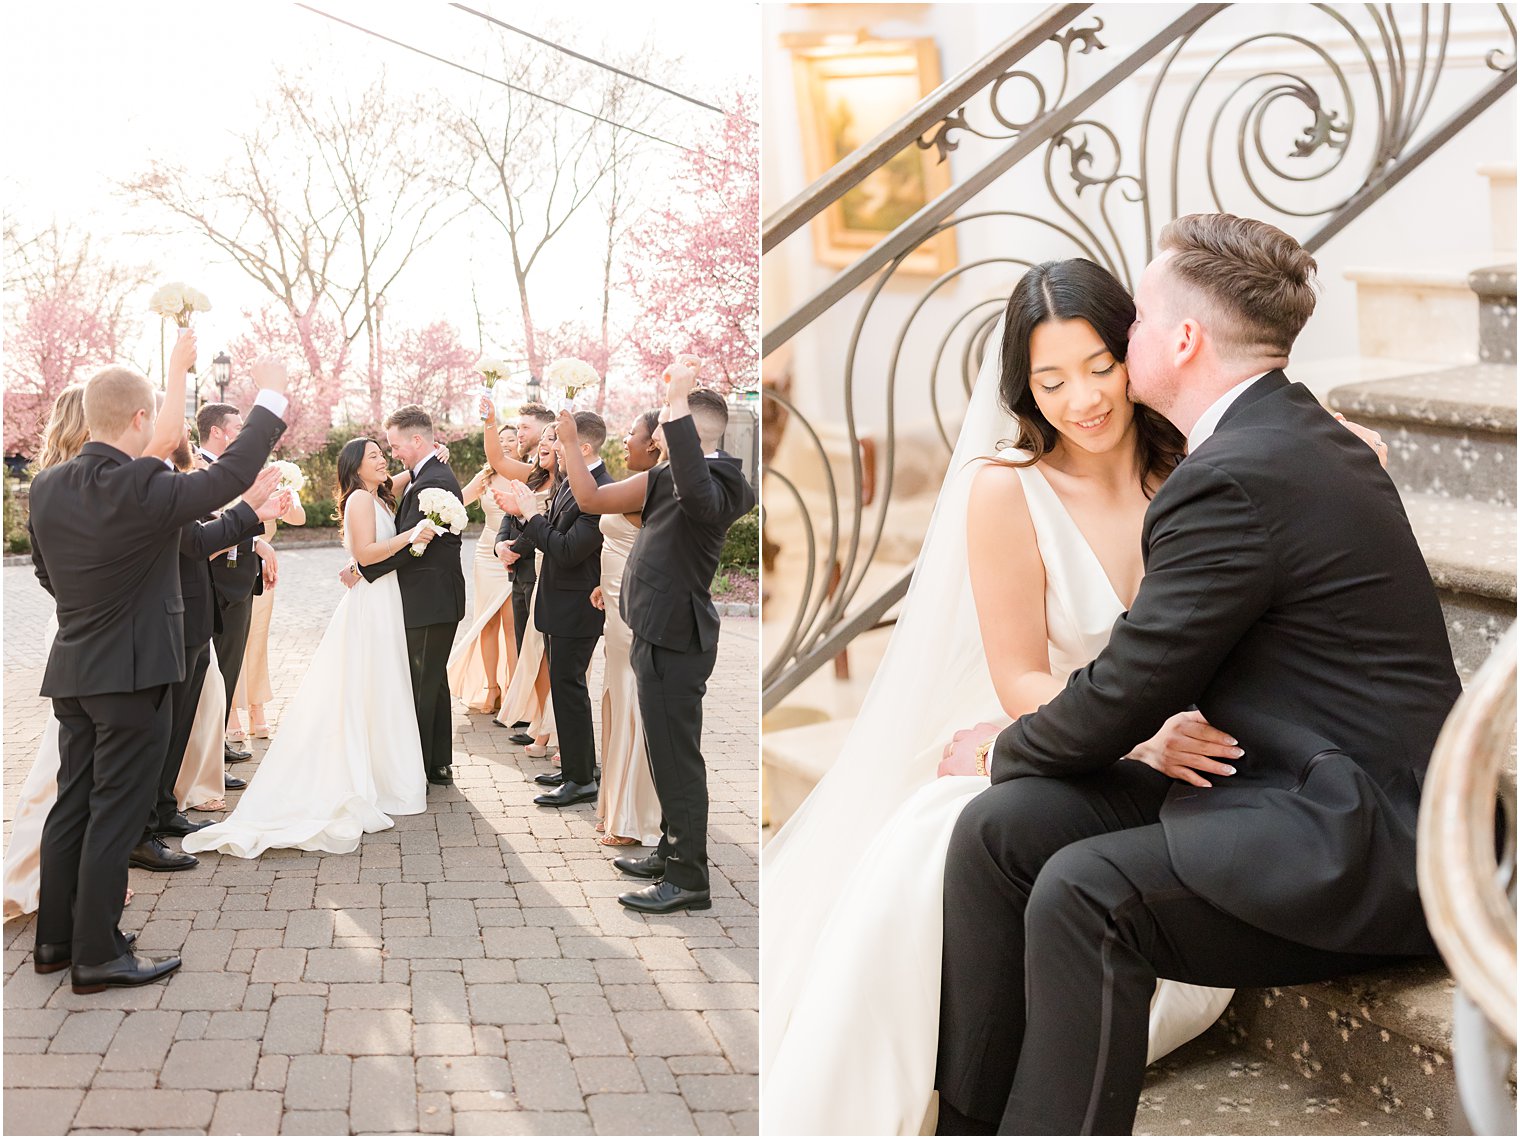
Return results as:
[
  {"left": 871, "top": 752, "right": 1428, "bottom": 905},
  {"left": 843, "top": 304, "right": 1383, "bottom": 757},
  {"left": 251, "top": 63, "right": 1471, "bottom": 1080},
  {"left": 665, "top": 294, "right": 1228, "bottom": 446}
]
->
[
  {"left": 248, "top": 705, "right": 270, "bottom": 739},
  {"left": 524, "top": 743, "right": 556, "bottom": 759}
]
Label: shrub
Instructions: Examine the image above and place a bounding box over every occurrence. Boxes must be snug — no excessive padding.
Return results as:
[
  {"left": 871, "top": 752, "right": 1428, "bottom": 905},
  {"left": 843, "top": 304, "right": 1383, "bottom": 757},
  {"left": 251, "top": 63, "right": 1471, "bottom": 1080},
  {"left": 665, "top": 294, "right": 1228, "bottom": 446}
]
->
[
  {"left": 3, "top": 477, "right": 29, "bottom": 554},
  {"left": 720, "top": 506, "right": 759, "bottom": 571}
]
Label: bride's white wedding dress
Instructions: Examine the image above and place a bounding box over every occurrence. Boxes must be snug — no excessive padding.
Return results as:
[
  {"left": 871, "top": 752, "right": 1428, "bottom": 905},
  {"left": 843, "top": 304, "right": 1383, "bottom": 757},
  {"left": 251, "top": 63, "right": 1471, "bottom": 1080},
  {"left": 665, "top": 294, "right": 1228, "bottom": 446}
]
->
[
  {"left": 184, "top": 497, "right": 427, "bottom": 858},
  {"left": 761, "top": 328, "right": 1232, "bottom": 1136}
]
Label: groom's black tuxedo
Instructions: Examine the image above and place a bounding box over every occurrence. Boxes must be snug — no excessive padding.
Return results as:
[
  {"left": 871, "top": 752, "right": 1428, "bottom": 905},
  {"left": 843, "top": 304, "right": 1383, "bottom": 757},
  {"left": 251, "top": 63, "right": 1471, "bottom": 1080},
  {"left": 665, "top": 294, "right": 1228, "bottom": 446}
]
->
[
  {"left": 28, "top": 405, "right": 283, "bottom": 968},
  {"left": 937, "top": 372, "right": 1461, "bottom": 1134},
  {"left": 509, "top": 464, "right": 615, "bottom": 785},
  {"left": 621, "top": 416, "right": 756, "bottom": 890},
  {"left": 359, "top": 454, "right": 467, "bottom": 782},
  {"left": 201, "top": 446, "right": 265, "bottom": 722}
]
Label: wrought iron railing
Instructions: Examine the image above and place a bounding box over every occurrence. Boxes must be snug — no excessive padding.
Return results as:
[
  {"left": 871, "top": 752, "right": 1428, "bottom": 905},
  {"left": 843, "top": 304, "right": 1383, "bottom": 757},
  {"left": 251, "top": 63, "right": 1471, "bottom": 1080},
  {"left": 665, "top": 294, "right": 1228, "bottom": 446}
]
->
[
  {"left": 1418, "top": 624, "right": 1517, "bottom": 1135},
  {"left": 761, "top": 3, "right": 1517, "bottom": 709}
]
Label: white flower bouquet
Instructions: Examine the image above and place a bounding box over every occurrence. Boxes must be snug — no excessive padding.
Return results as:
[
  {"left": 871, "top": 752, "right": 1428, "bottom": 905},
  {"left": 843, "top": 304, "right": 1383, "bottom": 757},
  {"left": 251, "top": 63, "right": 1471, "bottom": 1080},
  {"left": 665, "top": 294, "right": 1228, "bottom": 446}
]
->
[
  {"left": 411, "top": 487, "right": 468, "bottom": 557},
  {"left": 149, "top": 282, "right": 212, "bottom": 328},
  {"left": 272, "top": 460, "right": 306, "bottom": 498},
  {"left": 476, "top": 357, "right": 512, "bottom": 422},
  {"left": 544, "top": 357, "right": 601, "bottom": 411}
]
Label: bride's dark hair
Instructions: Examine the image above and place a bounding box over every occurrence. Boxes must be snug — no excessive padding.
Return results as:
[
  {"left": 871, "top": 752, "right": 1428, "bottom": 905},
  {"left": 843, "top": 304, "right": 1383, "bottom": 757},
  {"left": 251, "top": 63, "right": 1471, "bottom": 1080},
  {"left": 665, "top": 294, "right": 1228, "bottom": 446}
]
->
[
  {"left": 996, "top": 258, "right": 1185, "bottom": 494},
  {"left": 335, "top": 437, "right": 398, "bottom": 537}
]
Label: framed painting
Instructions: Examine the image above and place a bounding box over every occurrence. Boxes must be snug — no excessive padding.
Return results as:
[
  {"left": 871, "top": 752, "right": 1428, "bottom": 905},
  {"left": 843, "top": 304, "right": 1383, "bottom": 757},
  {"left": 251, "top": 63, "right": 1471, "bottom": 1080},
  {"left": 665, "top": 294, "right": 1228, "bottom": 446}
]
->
[{"left": 789, "top": 35, "right": 957, "bottom": 275}]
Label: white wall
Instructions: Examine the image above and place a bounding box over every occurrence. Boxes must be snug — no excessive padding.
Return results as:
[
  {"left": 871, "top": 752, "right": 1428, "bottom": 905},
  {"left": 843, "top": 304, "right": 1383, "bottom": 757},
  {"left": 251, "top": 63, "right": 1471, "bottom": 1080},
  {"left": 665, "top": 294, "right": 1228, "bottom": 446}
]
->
[{"left": 763, "top": 3, "right": 1516, "bottom": 438}]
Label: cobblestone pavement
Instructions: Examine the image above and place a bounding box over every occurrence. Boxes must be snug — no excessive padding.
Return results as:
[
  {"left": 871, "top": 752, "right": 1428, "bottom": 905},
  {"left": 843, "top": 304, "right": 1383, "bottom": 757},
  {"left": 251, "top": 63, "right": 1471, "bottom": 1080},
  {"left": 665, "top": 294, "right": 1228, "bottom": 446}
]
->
[{"left": 3, "top": 544, "right": 759, "bottom": 1135}]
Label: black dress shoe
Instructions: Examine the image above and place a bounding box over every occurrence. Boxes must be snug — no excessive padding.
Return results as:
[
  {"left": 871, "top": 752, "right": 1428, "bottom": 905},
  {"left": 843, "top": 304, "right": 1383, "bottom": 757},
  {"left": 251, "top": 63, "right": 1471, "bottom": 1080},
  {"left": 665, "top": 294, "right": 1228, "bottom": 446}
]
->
[
  {"left": 534, "top": 771, "right": 565, "bottom": 786},
  {"left": 617, "top": 880, "right": 712, "bottom": 914},
  {"left": 70, "top": 950, "right": 181, "bottom": 995},
  {"left": 511, "top": 720, "right": 530, "bottom": 729},
  {"left": 157, "top": 812, "right": 213, "bottom": 837},
  {"left": 223, "top": 774, "right": 247, "bottom": 791},
  {"left": 427, "top": 766, "right": 454, "bottom": 785},
  {"left": 34, "top": 932, "right": 136, "bottom": 974},
  {"left": 533, "top": 780, "right": 598, "bottom": 807},
  {"left": 128, "top": 837, "right": 198, "bottom": 872},
  {"left": 224, "top": 742, "right": 252, "bottom": 762},
  {"left": 612, "top": 853, "right": 667, "bottom": 879},
  {"left": 507, "top": 732, "right": 535, "bottom": 745}
]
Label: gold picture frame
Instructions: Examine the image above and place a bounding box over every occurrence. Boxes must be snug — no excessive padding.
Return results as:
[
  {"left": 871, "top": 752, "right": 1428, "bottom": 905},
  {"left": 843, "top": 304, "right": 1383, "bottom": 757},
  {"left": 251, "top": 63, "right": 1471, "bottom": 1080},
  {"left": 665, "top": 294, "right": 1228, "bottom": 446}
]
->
[{"left": 789, "top": 35, "right": 957, "bottom": 275}]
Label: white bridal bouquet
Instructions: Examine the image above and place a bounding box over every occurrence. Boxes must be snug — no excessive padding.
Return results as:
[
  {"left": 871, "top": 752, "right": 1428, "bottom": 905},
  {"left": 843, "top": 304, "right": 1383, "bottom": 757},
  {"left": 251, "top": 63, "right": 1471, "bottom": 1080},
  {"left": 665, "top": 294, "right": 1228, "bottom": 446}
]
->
[
  {"left": 476, "top": 356, "right": 512, "bottom": 422},
  {"left": 149, "top": 282, "right": 212, "bottom": 328},
  {"left": 411, "top": 488, "right": 468, "bottom": 557},
  {"left": 272, "top": 460, "right": 306, "bottom": 498},
  {"left": 544, "top": 357, "right": 601, "bottom": 411}
]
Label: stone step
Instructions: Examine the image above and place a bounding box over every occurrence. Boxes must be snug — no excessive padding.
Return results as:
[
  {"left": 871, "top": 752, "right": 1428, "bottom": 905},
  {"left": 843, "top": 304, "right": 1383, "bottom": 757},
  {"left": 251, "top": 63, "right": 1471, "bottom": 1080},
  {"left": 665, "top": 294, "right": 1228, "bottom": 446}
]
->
[
  {"left": 1404, "top": 493, "right": 1517, "bottom": 680},
  {"left": 1470, "top": 264, "right": 1517, "bottom": 366},
  {"left": 1344, "top": 261, "right": 1491, "bottom": 365},
  {"left": 1478, "top": 162, "right": 1515, "bottom": 254},
  {"left": 1327, "top": 364, "right": 1516, "bottom": 508},
  {"left": 761, "top": 715, "right": 855, "bottom": 832},
  {"left": 1138, "top": 1024, "right": 1446, "bottom": 1135}
]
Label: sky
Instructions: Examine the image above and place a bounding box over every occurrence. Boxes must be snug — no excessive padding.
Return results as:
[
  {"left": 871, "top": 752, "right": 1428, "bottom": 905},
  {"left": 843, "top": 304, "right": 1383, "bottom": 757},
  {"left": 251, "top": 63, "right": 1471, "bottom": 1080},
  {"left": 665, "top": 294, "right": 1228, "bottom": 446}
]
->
[{"left": 3, "top": 0, "right": 758, "bottom": 387}]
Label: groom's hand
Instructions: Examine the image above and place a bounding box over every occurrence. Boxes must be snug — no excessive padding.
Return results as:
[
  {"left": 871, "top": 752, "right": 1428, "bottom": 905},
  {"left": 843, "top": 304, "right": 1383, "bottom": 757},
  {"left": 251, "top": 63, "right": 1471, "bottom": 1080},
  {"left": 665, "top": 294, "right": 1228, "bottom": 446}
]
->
[{"left": 939, "top": 721, "right": 1004, "bottom": 777}]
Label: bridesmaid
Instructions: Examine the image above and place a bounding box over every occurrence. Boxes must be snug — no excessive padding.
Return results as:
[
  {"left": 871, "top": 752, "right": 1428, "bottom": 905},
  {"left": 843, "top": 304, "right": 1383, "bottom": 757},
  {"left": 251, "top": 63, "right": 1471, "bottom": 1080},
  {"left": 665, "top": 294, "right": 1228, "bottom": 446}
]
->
[
  {"left": 447, "top": 419, "right": 520, "bottom": 713},
  {"left": 228, "top": 490, "right": 306, "bottom": 738},
  {"left": 593, "top": 410, "right": 665, "bottom": 847},
  {"left": 496, "top": 426, "right": 558, "bottom": 751}
]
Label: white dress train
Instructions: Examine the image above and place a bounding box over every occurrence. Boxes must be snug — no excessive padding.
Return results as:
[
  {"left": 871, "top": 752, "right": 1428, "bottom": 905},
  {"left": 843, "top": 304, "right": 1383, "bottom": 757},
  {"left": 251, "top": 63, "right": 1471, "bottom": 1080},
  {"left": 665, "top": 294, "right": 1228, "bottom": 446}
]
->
[
  {"left": 760, "top": 457, "right": 1233, "bottom": 1136},
  {"left": 183, "top": 497, "right": 427, "bottom": 858}
]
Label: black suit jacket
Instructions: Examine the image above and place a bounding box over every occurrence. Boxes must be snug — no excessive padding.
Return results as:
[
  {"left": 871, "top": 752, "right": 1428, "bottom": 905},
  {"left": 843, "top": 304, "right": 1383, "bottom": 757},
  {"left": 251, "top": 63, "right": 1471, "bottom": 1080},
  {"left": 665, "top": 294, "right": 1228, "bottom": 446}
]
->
[
  {"left": 511, "top": 465, "right": 615, "bottom": 639},
  {"left": 179, "top": 503, "right": 264, "bottom": 647},
  {"left": 29, "top": 406, "right": 286, "bottom": 697},
  {"left": 201, "top": 449, "right": 264, "bottom": 605},
  {"left": 357, "top": 455, "right": 467, "bottom": 628},
  {"left": 621, "top": 416, "right": 756, "bottom": 652},
  {"left": 991, "top": 372, "right": 1460, "bottom": 957}
]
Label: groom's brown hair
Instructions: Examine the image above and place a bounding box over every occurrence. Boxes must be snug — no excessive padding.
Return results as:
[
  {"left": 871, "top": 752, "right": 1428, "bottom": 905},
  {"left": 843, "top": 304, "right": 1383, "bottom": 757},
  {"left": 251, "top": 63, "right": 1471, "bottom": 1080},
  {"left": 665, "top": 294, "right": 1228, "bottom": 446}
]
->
[
  {"left": 384, "top": 404, "right": 434, "bottom": 439},
  {"left": 1157, "top": 213, "right": 1318, "bottom": 358}
]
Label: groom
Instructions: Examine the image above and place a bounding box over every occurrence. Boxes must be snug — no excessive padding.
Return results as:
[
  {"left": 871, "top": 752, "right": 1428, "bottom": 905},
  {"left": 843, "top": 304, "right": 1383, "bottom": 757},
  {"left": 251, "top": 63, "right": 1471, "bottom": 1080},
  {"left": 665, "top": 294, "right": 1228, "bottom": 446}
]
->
[
  {"left": 934, "top": 214, "right": 1461, "bottom": 1134},
  {"left": 354, "top": 405, "right": 466, "bottom": 785}
]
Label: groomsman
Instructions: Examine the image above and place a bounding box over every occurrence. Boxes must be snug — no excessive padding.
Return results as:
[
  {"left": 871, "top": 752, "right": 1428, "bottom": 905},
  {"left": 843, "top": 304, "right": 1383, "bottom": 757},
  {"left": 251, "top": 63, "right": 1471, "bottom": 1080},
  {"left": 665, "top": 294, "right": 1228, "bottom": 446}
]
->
[
  {"left": 501, "top": 412, "right": 614, "bottom": 807},
  {"left": 196, "top": 402, "right": 280, "bottom": 764},
  {"left": 131, "top": 434, "right": 288, "bottom": 874},
  {"left": 554, "top": 366, "right": 756, "bottom": 914},
  {"left": 28, "top": 359, "right": 287, "bottom": 993}
]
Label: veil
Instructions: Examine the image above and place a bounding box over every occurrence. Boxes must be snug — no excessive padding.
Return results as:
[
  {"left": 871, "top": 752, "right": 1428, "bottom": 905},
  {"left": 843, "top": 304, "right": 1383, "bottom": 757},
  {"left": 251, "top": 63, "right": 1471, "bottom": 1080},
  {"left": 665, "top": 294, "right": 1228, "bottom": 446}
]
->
[{"left": 761, "top": 316, "right": 1020, "bottom": 1066}]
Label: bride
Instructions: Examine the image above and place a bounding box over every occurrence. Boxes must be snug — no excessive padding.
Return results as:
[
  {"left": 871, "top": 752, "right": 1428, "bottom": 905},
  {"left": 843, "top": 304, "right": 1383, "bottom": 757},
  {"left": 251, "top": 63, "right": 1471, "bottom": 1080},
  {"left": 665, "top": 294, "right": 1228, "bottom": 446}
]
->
[
  {"left": 185, "top": 438, "right": 431, "bottom": 858},
  {"left": 760, "top": 258, "right": 1386, "bottom": 1135}
]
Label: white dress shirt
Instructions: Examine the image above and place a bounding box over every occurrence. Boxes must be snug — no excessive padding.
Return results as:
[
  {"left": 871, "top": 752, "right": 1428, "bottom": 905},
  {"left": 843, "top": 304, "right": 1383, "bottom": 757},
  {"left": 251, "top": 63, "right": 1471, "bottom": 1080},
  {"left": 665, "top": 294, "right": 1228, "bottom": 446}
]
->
[{"left": 1186, "top": 373, "right": 1269, "bottom": 455}]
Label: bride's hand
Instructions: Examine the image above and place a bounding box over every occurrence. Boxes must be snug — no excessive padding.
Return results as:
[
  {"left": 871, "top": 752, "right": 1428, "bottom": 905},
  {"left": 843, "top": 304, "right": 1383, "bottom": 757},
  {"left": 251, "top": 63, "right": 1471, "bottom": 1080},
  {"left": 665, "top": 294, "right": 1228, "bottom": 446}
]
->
[
  {"left": 1332, "top": 413, "right": 1389, "bottom": 468},
  {"left": 938, "top": 721, "right": 1004, "bottom": 777},
  {"left": 1126, "top": 710, "right": 1241, "bottom": 788}
]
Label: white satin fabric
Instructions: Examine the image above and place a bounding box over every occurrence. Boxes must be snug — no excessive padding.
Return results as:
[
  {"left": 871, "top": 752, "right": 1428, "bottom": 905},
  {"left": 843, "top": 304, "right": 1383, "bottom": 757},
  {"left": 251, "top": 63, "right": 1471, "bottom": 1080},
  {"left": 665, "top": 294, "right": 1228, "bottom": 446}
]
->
[
  {"left": 760, "top": 322, "right": 1232, "bottom": 1136},
  {"left": 184, "top": 497, "right": 426, "bottom": 858}
]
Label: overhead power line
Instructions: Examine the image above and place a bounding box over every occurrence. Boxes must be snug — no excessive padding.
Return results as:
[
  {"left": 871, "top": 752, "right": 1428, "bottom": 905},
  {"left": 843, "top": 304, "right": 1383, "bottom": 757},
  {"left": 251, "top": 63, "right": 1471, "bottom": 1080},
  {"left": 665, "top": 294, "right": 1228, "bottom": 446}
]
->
[
  {"left": 294, "top": 3, "right": 744, "bottom": 166},
  {"left": 449, "top": 3, "right": 754, "bottom": 125}
]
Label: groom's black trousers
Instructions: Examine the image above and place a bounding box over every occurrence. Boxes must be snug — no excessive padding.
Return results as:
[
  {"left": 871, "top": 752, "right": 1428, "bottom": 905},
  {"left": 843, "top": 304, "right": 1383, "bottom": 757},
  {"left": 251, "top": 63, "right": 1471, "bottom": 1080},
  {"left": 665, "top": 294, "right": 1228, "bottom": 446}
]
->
[
  {"left": 544, "top": 632, "right": 599, "bottom": 786},
  {"left": 936, "top": 763, "right": 1401, "bottom": 1136},
  {"left": 143, "top": 639, "right": 212, "bottom": 839},
  {"left": 39, "top": 686, "right": 171, "bottom": 967},
  {"left": 406, "top": 623, "right": 456, "bottom": 777},
  {"left": 632, "top": 634, "right": 718, "bottom": 892}
]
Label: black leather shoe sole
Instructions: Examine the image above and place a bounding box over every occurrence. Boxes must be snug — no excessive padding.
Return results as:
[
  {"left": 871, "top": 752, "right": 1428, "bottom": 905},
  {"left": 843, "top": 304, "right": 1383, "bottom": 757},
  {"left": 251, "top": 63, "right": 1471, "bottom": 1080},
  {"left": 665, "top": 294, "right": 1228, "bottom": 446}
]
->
[
  {"left": 507, "top": 733, "right": 535, "bottom": 745},
  {"left": 534, "top": 771, "right": 565, "bottom": 786},
  {"left": 223, "top": 775, "right": 247, "bottom": 790},
  {"left": 612, "top": 855, "right": 667, "bottom": 879},
  {"left": 618, "top": 885, "right": 712, "bottom": 914},
  {"left": 71, "top": 953, "right": 181, "bottom": 995},
  {"left": 34, "top": 932, "right": 136, "bottom": 974}
]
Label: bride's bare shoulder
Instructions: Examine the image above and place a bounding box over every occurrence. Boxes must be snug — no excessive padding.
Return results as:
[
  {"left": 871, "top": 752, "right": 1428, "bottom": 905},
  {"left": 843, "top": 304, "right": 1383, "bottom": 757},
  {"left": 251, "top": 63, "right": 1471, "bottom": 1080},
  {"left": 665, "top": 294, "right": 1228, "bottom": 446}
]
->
[{"left": 968, "top": 459, "right": 1031, "bottom": 515}]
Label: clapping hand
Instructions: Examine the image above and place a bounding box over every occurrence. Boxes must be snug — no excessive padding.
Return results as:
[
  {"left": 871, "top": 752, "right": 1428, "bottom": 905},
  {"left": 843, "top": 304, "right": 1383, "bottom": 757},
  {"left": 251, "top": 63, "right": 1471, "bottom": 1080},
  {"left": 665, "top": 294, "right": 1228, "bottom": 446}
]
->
[
  {"left": 254, "top": 489, "right": 292, "bottom": 523},
  {"left": 251, "top": 355, "right": 289, "bottom": 395},
  {"left": 506, "top": 480, "right": 540, "bottom": 519},
  {"left": 242, "top": 466, "right": 283, "bottom": 511},
  {"left": 169, "top": 328, "right": 198, "bottom": 377},
  {"left": 491, "top": 484, "right": 519, "bottom": 517}
]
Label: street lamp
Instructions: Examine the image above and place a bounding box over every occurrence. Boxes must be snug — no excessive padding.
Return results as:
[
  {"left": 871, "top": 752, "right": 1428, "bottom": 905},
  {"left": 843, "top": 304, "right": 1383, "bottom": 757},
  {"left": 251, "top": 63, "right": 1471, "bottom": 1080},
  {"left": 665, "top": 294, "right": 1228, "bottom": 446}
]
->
[
  {"left": 212, "top": 352, "right": 231, "bottom": 405},
  {"left": 526, "top": 373, "right": 542, "bottom": 405}
]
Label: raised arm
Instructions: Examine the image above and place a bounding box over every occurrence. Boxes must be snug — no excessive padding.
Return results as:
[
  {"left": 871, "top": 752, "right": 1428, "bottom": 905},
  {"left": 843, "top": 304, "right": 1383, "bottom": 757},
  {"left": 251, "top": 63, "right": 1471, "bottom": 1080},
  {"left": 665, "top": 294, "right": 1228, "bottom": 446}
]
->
[
  {"left": 662, "top": 414, "right": 752, "bottom": 522},
  {"left": 553, "top": 409, "right": 648, "bottom": 514},
  {"left": 990, "top": 458, "right": 1274, "bottom": 783},
  {"left": 482, "top": 398, "right": 535, "bottom": 480},
  {"left": 144, "top": 329, "right": 194, "bottom": 461}
]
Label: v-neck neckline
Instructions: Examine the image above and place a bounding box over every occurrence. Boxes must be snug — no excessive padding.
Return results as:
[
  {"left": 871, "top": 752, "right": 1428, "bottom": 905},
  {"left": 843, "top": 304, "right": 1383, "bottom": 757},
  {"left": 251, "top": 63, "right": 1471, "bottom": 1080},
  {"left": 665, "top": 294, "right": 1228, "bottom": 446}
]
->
[{"left": 1026, "top": 464, "right": 1132, "bottom": 610}]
